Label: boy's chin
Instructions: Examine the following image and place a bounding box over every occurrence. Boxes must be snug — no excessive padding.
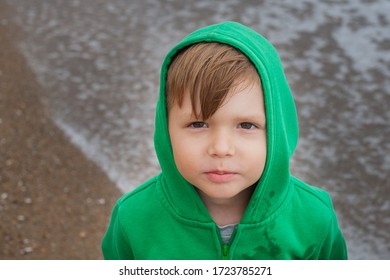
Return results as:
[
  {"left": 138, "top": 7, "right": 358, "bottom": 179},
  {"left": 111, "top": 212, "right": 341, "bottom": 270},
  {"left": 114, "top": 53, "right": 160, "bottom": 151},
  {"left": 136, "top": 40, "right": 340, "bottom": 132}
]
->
[{"left": 195, "top": 185, "right": 254, "bottom": 205}]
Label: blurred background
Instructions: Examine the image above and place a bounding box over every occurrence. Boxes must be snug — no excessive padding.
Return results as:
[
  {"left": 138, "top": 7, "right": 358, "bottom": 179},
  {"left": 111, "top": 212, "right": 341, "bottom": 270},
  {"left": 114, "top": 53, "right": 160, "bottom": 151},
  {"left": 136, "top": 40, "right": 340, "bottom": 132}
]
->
[{"left": 0, "top": 0, "right": 389, "bottom": 259}]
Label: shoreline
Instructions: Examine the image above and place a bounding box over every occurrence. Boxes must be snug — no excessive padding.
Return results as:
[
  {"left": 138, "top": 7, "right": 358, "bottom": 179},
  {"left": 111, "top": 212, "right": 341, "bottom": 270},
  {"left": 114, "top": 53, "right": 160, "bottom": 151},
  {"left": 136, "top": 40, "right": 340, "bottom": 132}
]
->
[{"left": 0, "top": 7, "right": 122, "bottom": 259}]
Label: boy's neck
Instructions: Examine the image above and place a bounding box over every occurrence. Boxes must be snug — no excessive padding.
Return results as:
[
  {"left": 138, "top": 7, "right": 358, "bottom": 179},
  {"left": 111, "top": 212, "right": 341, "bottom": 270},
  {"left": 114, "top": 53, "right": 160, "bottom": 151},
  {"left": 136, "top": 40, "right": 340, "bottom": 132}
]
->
[{"left": 197, "top": 185, "right": 255, "bottom": 227}]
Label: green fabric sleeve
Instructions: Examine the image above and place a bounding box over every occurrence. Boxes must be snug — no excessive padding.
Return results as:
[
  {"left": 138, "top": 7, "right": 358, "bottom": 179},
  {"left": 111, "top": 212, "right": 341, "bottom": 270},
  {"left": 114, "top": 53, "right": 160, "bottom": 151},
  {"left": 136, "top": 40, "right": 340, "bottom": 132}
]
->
[{"left": 101, "top": 202, "right": 134, "bottom": 260}]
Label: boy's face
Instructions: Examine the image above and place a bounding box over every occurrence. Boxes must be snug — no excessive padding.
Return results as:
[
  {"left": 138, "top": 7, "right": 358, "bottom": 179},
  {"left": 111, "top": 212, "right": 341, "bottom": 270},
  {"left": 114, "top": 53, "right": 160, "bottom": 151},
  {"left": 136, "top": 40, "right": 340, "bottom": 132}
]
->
[{"left": 168, "top": 77, "right": 267, "bottom": 207}]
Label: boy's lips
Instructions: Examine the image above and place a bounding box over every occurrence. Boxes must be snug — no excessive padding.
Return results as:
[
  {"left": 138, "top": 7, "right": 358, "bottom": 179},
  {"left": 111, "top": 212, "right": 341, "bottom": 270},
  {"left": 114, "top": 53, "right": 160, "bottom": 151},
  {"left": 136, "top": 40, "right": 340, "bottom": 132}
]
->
[{"left": 204, "top": 170, "right": 237, "bottom": 183}]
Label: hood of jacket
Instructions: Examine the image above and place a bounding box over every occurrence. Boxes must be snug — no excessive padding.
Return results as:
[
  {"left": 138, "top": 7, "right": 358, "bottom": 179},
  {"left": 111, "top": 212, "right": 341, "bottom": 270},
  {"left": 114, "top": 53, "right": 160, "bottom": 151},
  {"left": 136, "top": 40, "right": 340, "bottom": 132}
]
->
[{"left": 154, "top": 21, "right": 299, "bottom": 225}]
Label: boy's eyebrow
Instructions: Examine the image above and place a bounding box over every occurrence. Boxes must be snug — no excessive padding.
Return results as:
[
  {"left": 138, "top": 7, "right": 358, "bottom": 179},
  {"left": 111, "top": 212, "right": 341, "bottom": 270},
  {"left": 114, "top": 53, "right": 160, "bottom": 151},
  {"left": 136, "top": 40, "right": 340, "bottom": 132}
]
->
[
  {"left": 235, "top": 114, "right": 266, "bottom": 124},
  {"left": 172, "top": 110, "right": 202, "bottom": 120},
  {"left": 188, "top": 113, "right": 267, "bottom": 124},
  {"left": 239, "top": 114, "right": 266, "bottom": 121}
]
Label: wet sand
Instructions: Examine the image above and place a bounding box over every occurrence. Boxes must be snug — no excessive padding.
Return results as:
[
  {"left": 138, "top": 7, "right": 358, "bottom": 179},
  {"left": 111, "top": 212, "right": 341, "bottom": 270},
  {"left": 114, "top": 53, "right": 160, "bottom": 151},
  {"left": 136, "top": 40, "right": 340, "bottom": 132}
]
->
[{"left": 0, "top": 12, "right": 122, "bottom": 259}]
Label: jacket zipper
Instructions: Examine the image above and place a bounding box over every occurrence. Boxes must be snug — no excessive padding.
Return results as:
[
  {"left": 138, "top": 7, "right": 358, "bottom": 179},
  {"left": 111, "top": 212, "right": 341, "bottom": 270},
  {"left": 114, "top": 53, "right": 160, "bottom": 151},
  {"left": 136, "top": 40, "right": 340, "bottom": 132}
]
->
[
  {"left": 217, "top": 224, "right": 238, "bottom": 260},
  {"left": 222, "top": 244, "right": 230, "bottom": 260},
  {"left": 220, "top": 226, "right": 237, "bottom": 260}
]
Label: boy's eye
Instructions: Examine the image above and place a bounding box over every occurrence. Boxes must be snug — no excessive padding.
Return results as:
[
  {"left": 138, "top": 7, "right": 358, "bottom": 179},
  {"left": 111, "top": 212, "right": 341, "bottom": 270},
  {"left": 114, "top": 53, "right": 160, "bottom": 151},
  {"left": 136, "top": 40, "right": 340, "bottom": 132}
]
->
[
  {"left": 189, "top": 122, "right": 208, "bottom": 128},
  {"left": 239, "top": 122, "right": 257, "bottom": 129}
]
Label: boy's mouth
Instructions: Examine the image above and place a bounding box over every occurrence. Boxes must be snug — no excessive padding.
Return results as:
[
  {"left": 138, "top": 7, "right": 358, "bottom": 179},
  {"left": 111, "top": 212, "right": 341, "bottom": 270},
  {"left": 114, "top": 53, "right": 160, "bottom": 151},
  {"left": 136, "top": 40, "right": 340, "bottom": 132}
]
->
[{"left": 204, "top": 170, "right": 237, "bottom": 183}]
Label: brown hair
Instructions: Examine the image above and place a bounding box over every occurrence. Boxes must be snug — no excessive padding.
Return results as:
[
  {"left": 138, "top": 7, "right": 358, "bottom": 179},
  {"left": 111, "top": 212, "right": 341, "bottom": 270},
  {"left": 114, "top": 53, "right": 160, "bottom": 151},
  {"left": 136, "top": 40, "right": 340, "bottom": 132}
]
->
[{"left": 166, "top": 42, "right": 260, "bottom": 120}]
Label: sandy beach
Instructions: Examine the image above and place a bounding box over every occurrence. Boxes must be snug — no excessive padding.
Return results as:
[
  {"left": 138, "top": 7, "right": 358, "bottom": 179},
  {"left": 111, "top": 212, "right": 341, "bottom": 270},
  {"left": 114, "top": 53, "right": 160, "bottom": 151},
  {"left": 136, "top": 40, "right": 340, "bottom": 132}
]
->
[{"left": 0, "top": 7, "right": 122, "bottom": 259}]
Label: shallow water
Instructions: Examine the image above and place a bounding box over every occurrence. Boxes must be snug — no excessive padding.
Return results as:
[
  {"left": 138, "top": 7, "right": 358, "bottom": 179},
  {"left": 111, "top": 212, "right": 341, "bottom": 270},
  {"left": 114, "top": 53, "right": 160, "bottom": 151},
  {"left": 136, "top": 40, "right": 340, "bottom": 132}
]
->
[{"left": 5, "top": 0, "right": 389, "bottom": 259}]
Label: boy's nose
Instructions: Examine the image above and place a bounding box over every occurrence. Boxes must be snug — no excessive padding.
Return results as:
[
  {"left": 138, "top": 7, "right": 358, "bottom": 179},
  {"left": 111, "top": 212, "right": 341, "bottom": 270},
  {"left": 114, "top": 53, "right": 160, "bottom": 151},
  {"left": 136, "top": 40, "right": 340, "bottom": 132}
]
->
[{"left": 207, "top": 129, "right": 235, "bottom": 157}]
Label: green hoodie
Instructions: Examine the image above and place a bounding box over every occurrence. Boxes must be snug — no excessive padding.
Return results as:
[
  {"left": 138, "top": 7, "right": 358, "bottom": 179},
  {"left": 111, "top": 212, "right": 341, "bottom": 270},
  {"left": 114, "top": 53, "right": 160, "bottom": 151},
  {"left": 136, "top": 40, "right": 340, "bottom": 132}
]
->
[{"left": 102, "top": 21, "right": 347, "bottom": 260}]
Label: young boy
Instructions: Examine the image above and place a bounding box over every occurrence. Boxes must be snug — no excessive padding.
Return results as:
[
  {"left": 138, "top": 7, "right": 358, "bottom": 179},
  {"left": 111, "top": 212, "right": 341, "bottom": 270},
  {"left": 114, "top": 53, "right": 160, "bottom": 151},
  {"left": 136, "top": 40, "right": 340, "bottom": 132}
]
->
[{"left": 102, "top": 21, "right": 347, "bottom": 259}]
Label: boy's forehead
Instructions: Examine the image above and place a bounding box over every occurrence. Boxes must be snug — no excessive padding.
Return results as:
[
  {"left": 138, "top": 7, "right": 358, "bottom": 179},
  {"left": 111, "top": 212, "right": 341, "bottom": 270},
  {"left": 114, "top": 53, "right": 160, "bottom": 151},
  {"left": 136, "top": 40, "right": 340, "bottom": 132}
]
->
[
  {"left": 166, "top": 41, "right": 263, "bottom": 120},
  {"left": 171, "top": 77, "right": 265, "bottom": 120}
]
